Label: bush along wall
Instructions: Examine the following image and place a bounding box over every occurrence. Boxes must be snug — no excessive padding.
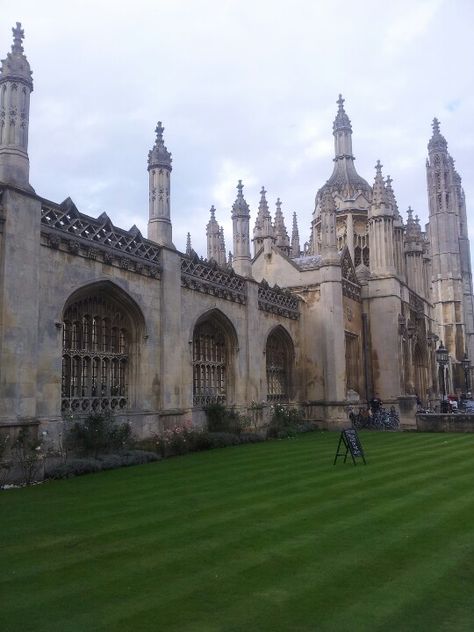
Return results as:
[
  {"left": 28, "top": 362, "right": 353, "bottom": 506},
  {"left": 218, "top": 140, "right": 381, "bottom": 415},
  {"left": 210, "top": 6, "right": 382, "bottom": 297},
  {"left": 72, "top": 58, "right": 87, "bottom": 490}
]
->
[{"left": 1, "top": 407, "right": 319, "bottom": 487}]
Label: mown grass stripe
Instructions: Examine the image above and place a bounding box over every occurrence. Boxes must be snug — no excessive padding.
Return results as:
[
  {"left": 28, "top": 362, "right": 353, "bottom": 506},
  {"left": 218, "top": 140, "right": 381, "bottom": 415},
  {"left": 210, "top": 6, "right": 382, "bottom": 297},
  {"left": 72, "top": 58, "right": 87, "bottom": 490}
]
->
[{"left": 3, "top": 432, "right": 474, "bottom": 631}]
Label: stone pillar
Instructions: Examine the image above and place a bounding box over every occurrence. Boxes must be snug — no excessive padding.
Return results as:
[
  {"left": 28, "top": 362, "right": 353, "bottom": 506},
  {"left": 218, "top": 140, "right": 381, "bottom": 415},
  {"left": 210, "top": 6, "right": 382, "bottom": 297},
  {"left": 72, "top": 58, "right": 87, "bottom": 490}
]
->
[
  {"left": 0, "top": 189, "right": 41, "bottom": 423},
  {"left": 232, "top": 181, "right": 252, "bottom": 277},
  {"left": 147, "top": 122, "right": 173, "bottom": 247},
  {"left": 0, "top": 23, "right": 34, "bottom": 191}
]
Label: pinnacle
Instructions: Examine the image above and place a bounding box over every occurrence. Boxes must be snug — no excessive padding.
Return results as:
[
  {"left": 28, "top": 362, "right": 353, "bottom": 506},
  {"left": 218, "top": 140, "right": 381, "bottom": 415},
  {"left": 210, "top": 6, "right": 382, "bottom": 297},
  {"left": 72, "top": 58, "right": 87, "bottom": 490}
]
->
[
  {"left": 371, "top": 160, "right": 391, "bottom": 211},
  {"left": 148, "top": 120, "right": 172, "bottom": 169},
  {"left": 12, "top": 22, "right": 24, "bottom": 54},
  {"left": 428, "top": 116, "right": 447, "bottom": 153},
  {"left": 232, "top": 180, "right": 250, "bottom": 217},
  {"left": 333, "top": 93, "right": 352, "bottom": 133}
]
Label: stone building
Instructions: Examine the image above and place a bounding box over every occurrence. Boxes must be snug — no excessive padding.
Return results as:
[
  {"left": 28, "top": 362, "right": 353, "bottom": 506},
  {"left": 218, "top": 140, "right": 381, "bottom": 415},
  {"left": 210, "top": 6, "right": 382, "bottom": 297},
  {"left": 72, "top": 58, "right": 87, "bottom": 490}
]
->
[{"left": 0, "top": 23, "right": 473, "bottom": 447}]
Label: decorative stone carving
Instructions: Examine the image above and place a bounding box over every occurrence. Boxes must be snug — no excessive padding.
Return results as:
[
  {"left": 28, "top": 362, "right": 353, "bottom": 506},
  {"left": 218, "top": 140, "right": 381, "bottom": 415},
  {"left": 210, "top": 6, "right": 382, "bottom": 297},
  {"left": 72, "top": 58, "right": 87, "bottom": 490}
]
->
[
  {"left": 258, "top": 283, "right": 299, "bottom": 319},
  {"left": 181, "top": 255, "right": 247, "bottom": 304},
  {"left": 41, "top": 199, "right": 162, "bottom": 278}
]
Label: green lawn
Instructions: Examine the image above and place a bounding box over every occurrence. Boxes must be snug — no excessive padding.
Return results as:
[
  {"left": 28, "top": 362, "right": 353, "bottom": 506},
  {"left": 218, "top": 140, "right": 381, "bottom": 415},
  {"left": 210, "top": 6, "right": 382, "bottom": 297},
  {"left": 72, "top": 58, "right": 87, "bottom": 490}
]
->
[{"left": 2, "top": 432, "right": 474, "bottom": 632}]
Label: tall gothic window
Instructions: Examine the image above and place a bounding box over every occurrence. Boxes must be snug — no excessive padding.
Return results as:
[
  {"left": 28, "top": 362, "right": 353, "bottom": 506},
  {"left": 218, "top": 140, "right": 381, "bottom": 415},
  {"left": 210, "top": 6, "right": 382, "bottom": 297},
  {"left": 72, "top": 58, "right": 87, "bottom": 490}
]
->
[
  {"left": 62, "top": 295, "right": 130, "bottom": 414},
  {"left": 193, "top": 320, "right": 228, "bottom": 406},
  {"left": 345, "top": 332, "right": 360, "bottom": 394},
  {"left": 266, "top": 328, "right": 293, "bottom": 402}
]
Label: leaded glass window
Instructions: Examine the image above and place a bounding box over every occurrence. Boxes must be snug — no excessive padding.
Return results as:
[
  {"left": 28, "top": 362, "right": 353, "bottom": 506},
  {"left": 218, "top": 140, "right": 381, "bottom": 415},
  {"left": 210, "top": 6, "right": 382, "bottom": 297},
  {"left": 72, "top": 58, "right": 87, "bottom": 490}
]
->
[
  {"left": 193, "top": 321, "right": 227, "bottom": 406},
  {"left": 62, "top": 296, "right": 129, "bottom": 414},
  {"left": 266, "top": 329, "right": 291, "bottom": 402}
]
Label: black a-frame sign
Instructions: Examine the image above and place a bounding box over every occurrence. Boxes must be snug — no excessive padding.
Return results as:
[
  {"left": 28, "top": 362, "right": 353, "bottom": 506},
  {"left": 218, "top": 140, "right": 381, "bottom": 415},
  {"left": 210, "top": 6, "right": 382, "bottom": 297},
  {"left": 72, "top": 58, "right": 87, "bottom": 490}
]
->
[{"left": 334, "top": 428, "right": 366, "bottom": 465}]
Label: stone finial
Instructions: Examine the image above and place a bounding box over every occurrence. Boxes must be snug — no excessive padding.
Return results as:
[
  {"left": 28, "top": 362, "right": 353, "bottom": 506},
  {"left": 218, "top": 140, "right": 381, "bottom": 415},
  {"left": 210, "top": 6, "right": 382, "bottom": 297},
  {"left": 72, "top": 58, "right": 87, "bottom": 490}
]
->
[
  {"left": 12, "top": 22, "right": 24, "bottom": 54},
  {"left": 231, "top": 180, "right": 250, "bottom": 217},
  {"left": 186, "top": 232, "right": 192, "bottom": 255},
  {"left": 0, "top": 22, "right": 33, "bottom": 88},
  {"left": 210, "top": 205, "right": 216, "bottom": 220},
  {"left": 274, "top": 197, "right": 290, "bottom": 252},
  {"left": 291, "top": 211, "right": 301, "bottom": 257},
  {"left": 371, "top": 160, "right": 391, "bottom": 213},
  {"left": 385, "top": 175, "right": 400, "bottom": 219},
  {"left": 428, "top": 117, "right": 448, "bottom": 153},
  {"left": 333, "top": 93, "right": 352, "bottom": 133},
  {"left": 148, "top": 121, "right": 172, "bottom": 170}
]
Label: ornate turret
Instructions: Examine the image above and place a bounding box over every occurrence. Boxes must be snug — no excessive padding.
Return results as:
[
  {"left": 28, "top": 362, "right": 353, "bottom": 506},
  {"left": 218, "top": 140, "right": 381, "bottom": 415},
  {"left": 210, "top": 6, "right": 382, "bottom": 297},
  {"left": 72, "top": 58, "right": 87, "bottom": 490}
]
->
[
  {"left": 0, "top": 23, "right": 34, "bottom": 190},
  {"left": 253, "top": 186, "right": 273, "bottom": 256},
  {"left": 320, "top": 189, "right": 338, "bottom": 263},
  {"left": 147, "top": 122, "right": 173, "bottom": 246},
  {"left": 370, "top": 161, "right": 392, "bottom": 217},
  {"left": 318, "top": 95, "right": 371, "bottom": 202},
  {"left": 291, "top": 212, "right": 301, "bottom": 258},
  {"left": 231, "top": 180, "right": 251, "bottom": 276},
  {"left": 274, "top": 198, "right": 290, "bottom": 256},
  {"left": 426, "top": 118, "right": 474, "bottom": 376},
  {"left": 428, "top": 117, "right": 448, "bottom": 153},
  {"left": 386, "top": 175, "right": 405, "bottom": 279},
  {"left": 206, "top": 205, "right": 220, "bottom": 261},
  {"left": 368, "top": 161, "right": 395, "bottom": 275},
  {"left": 218, "top": 227, "right": 227, "bottom": 266},
  {"left": 186, "top": 232, "right": 192, "bottom": 256}
]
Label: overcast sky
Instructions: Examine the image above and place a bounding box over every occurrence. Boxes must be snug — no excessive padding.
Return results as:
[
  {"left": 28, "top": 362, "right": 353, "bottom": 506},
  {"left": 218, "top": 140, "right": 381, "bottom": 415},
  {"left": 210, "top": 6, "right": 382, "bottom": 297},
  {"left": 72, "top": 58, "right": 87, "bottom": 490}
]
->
[{"left": 3, "top": 0, "right": 474, "bottom": 263}]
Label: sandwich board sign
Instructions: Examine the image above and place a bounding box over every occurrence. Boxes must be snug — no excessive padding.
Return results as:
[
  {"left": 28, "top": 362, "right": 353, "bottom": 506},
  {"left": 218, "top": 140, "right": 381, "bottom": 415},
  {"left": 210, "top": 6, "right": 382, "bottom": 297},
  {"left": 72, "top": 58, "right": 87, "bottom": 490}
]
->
[{"left": 333, "top": 428, "right": 366, "bottom": 465}]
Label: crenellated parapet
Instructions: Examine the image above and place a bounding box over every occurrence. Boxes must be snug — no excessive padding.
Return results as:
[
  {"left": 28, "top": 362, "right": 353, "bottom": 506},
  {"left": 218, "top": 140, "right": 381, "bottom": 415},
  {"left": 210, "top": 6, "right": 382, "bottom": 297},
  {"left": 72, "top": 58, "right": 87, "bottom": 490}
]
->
[
  {"left": 181, "top": 253, "right": 247, "bottom": 303},
  {"left": 257, "top": 279, "right": 299, "bottom": 319},
  {"left": 41, "top": 198, "right": 161, "bottom": 277}
]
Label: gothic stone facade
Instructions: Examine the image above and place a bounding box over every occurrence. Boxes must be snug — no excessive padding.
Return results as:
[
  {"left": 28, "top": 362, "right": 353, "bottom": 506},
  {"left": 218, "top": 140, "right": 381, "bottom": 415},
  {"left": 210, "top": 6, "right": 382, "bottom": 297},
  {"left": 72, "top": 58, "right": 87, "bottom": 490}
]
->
[{"left": 0, "top": 24, "right": 473, "bottom": 449}]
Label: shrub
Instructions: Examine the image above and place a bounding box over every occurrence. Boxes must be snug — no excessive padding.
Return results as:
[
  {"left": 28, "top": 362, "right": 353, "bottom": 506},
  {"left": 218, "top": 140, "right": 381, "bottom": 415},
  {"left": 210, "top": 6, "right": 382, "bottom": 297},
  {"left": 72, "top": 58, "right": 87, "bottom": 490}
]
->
[
  {"left": 267, "top": 405, "right": 305, "bottom": 439},
  {"left": 155, "top": 422, "right": 197, "bottom": 457},
  {"left": 239, "top": 432, "right": 266, "bottom": 444},
  {"left": 205, "top": 403, "right": 244, "bottom": 435},
  {"left": 46, "top": 450, "right": 160, "bottom": 479},
  {"left": 0, "top": 433, "right": 12, "bottom": 487},
  {"left": 67, "top": 412, "right": 132, "bottom": 457},
  {"left": 47, "top": 458, "right": 102, "bottom": 479},
  {"left": 207, "top": 432, "right": 240, "bottom": 449},
  {"left": 12, "top": 427, "right": 44, "bottom": 485}
]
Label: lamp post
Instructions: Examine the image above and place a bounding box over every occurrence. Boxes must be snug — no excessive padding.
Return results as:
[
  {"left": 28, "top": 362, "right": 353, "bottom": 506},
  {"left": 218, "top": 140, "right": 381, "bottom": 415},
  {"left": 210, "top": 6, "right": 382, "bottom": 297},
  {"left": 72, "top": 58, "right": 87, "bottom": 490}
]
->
[
  {"left": 436, "top": 341, "right": 449, "bottom": 413},
  {"left": 462, "top": 352, "right": 470, "bottom": 395}
]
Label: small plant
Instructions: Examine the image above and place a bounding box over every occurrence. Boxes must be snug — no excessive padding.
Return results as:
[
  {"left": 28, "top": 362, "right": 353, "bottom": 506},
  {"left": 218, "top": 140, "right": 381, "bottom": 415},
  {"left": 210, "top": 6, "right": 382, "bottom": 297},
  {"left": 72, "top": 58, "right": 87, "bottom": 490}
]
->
[
  {"left": 205, "top": 403, "right": 244, "bottom": 435},
  {"left": 0, "top": 433, "right": 12, "bottom": 487},
  {"left": 12, "top": 427, "right": 44, "bottom": 485},
  {"left": 154, "top": 421, "right": 197, "bottom": 457},
  {"left": 68, "top": 411, "right": 132, "bottom": 457},
  {"left": 267, "top": 404, "right": 304, "bottom": 439}
]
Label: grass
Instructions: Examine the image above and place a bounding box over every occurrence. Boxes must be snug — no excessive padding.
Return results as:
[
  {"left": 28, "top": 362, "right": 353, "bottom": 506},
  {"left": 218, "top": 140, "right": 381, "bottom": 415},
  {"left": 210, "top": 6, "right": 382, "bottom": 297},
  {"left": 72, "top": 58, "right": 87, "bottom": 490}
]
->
[{"left": 2, "top": 431, "right": 474, "bottom": 632}]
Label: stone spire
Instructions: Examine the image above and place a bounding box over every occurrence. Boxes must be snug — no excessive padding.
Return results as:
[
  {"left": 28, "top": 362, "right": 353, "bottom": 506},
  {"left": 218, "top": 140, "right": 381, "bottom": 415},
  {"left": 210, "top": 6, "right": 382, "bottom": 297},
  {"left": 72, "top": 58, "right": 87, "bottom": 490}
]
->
[
  {"left": 316, "top": 95, "right": 371, "bottom": 206},
  {"left": 186, "top": 232, "right": 192, "bottom": 256},
  {"left": 370, "top": 161, "right": 392, "bottom": 217},
  {"left": 386, "top": 175, "right": 405, "bottom": 280},
  {"left": 385, "top": 175, "right": 400, "bottom": 219},
  {"left": 147, "top": 122, "right": 173, "bottom": 246},
  {"left": 291, "top": 212, "right": 301, "bottom": 257},
  {"left": 428, "top": 117, "right": 448, "bottom": 153},
  {"left": 231, "top": 180, "right": 251, "bottom": 276},
  {"left": 368, "top": 161, "right": 395, "bottom": 275},
  {"left": 404, "top": 206, "right": 424, "bottom": 295},
  {"left": 0, "top": 23, "right": 34, "bottom": 190},
  {"left": 253, "top": 186, "right": 273, "bottom": 256},
  {"left": 320, "top": 188, "right": 338, "bottom": 263},
  {"left": 218, "top": 227, "right": 227, "bottom": 266},
  {"left": 206, "top": 205, "right": 220, "bottom": 261},
  {"left": 426, "top": 118, "right": 474, "bottom": 370},
  {"left": 274, "top": 198, "right": 290, "bottom": 256}
]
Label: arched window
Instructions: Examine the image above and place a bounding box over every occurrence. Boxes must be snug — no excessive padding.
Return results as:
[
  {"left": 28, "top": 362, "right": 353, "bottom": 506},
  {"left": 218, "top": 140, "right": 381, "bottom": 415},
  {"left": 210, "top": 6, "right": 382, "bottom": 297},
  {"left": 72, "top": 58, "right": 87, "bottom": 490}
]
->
[
  {"left": 62, "top": 294, "right": 131, "bottom": 414},
  {"left": 266, "top": 327, "right": 293, "bottom": 402},
  {"left": 193, "top": 320, "right": 228, "bottom": 406}
]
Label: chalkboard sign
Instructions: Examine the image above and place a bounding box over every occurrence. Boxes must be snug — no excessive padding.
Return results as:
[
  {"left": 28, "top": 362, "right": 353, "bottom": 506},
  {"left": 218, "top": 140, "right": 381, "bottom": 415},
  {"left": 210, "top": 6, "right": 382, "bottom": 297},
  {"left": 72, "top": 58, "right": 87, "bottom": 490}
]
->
[{"left": 333, "top": 428, "right": 366, "bottom": 465}]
